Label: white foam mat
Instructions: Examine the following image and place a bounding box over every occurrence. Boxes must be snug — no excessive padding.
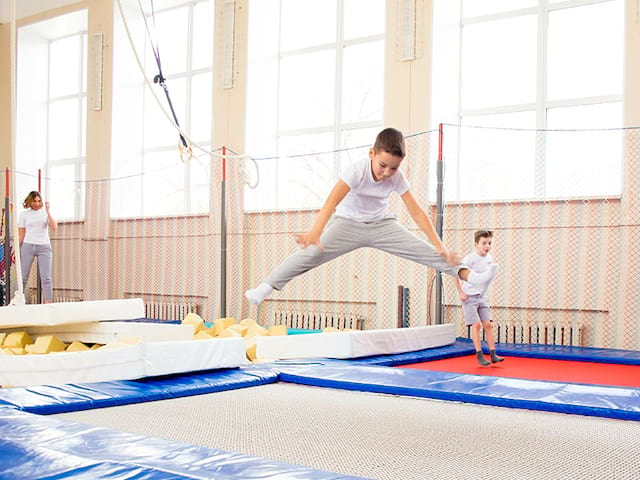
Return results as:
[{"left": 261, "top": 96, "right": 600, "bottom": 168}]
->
[
  {"left": 2, "top": 321, "right": 195, "bottom": 344},
  {"left": 256, "top": 323, "right": 455, "bottom": 360},
  {"left": 0, "top": 298, "right": 146, "bottom": 328},
  {"left": 0, "top": 337, "right": 247, "bottom": 387}
]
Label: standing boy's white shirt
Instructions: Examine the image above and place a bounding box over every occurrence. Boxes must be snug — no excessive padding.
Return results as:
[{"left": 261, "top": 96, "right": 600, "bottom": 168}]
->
[
  {"left": 461, "top": 251, "right": 493, "bottom": 296},
  {"left": 335, "top": 156, "right": 410, "bottom": 222},
  {"left": 18, "top": 209, "right": 51, "bottom": 245}
]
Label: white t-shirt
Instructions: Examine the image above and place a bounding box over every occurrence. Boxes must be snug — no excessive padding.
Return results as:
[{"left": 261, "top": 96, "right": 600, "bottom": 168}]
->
[
  {"left": 18, "top": 208, "right": 51, "bottom": 245},
  {"left": 461, "top": 251, "right": 494, "bottom": 296},
  {"left": 335, "top": 156, "right": 410, "bottom": 222}
]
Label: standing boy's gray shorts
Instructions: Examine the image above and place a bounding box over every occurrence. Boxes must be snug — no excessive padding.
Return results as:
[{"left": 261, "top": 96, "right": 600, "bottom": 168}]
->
[{"left": 462, "top": 294, "right": 491, "bottom": 326}]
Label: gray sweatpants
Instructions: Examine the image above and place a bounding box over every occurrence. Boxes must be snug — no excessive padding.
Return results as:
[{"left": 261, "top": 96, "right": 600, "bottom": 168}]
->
[
  {"left": 266, "top": 216, "right": 465, "bottom": 290},
  {"left": 20, "top": 242, "right": 53, "bottom": 302}
]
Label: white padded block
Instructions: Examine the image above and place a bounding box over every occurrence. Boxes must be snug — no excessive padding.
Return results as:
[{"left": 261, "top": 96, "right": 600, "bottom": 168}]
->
[
  {"left": 349, "top": 323, "right": 455, "bottom": 358},
  {"left": 0, "top": 298, "right": 145, "bottom": 328},
  {"left": 143, "top": 338, "right": 247, "bottom": 377},
  {"left": 0, "top": 321, "right": 248, "bottom": 387},
  {"left": 0, "top": 338, "right": 248, "bottom": 387},
  {"left": 4, "top": 321, "right": 194, "bottom": 344},
  {"left": 258, "top": 332, "right": 353, "bottom": 361},
  {"left": 0, "top": 344, "right": 146, "bottom": 387},
  {"left": 256, "top": 324, "right": 456, "bottom": 361}
]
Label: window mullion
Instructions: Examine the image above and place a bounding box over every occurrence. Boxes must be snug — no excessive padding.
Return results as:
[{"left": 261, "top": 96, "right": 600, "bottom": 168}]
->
[
  {"left": 185, "top": 3, "right": 195, "bottom": 214},
  {"left": 77, "top": 33, "right": 86, "bottom": 218},
  {"left": 334, "top": 0, "right": 345, "bottom": 178}
]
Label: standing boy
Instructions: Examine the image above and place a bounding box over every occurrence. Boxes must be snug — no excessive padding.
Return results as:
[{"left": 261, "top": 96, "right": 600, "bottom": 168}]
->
[
  {"left": 246, "top": 128, "right": 498, "bottom": 306},
  {"left": 453, "top": 230, "right": 504, "bottom": 366}
]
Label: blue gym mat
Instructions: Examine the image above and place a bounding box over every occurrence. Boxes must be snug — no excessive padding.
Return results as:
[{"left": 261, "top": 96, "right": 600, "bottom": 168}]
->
[{"left": 1, "top": 338, "right": 639, "bottom": 479}]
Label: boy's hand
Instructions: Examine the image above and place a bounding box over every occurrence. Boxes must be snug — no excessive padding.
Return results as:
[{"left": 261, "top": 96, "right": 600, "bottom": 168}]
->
[
  {"left": 459, "top": 292, "right": 468, "bottom": 302},
  {"left": 45, "top": 201, "right": 50, "bottom": 212},
  {"left": 294, "top": 231, "right": 324, "bottom": 250}
]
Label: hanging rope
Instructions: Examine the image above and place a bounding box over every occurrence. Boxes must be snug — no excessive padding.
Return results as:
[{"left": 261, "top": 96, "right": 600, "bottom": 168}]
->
[{"left": 136, "top": 0, "right": 190, "bottom": 152}]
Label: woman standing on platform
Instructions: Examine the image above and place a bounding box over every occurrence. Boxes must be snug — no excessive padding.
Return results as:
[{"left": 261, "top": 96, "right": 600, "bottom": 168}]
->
[{"left": 18, "top": 191, "right": 56, "bottom": 303}]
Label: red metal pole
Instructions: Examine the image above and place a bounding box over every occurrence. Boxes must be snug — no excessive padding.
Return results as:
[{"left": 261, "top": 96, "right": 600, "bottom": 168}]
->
[
  {"left": 4, "top": 168, "right": 10, "bottom": 305},
  {"left": 37, "top": 168, "right": 42, "bottom": 303}
]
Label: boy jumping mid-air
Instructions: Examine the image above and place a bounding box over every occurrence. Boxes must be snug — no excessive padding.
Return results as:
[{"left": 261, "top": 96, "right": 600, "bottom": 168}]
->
[{"left": 246, "top": 128, "right": 498, "bottom": 310}]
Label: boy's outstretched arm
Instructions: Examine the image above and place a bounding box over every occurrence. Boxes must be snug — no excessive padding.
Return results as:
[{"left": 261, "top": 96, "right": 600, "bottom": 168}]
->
[
  {"left": 295, "top": 180, "right": 350, "bottom": 249},
  {"left": 400, "top": 189, "right": 459, "bottom": 265},
  {"left": 453, "top": 277, "right": 468, "bottom": 302}
]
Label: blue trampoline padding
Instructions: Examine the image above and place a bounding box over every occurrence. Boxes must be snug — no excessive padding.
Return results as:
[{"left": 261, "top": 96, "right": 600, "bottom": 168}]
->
[
  {"left": 470, "top": 338, "right": 640, "bottom": 365},
  {"left": 252, "top": 340, "right": 475, "bottom": 370},
  {"left": 0, "top": 408, "right": 368, "bottom": 480},
  {"left": 0, "top": 366, "right": 279, "bottom": 415},
  {"left": 343, "top": 341, "right": 476, "bottom": 366},
  {"left": 343, "top": 338, "right": 640, "bottom": 367},
  {"left": 277, "top": 363, "right": 640, "bottom": 421}
]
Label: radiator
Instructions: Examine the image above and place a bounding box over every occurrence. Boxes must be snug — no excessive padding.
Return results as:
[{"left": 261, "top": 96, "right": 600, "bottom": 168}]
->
[
  {"left": 274, "top": 310, "right": 364, "bottom": 330},
  {"left": 473, "top": 321, "right": 584, "bottom": 347},
  {"left": 29, "top": 288, "right": 82, "bottom": 304},
  {"left": 53, "top": 295, "right": 83, "bottom": 303},
  {"left": 145, "top": 300, "right": 201, "bottom": 322}
]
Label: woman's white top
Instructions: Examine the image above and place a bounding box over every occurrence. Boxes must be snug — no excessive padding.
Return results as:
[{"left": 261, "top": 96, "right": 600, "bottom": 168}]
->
[{"left": 18, "top": 208, "right": 51, "bottom": 245}]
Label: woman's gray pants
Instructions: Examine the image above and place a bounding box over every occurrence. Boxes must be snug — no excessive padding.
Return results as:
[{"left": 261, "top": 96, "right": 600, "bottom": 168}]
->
[{"left": 20, "top": 242, "right": 53, "bottom": 302}]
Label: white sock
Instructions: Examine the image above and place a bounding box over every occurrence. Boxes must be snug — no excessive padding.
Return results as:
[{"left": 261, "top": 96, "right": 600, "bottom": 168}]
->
[
  {"left": 245, "top": 282, "right": 273, "bottom": 306},
  {"left": 466, "top": 264, "right": 498, "bottom": 291}
]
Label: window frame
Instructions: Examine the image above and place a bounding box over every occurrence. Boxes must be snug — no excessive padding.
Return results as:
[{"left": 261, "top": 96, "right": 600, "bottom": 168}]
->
[
  {"left": 244, "top": 0, "right": 386, "bottom": 212},
  {"left": 111, "top": 0, "right": 214, "bottom": 219},
  {"left": 436, "top": 0, "right": 624, "bottom": 202},
  {"left": 45, "top": 31, "right": 87, "bottom": 221}
]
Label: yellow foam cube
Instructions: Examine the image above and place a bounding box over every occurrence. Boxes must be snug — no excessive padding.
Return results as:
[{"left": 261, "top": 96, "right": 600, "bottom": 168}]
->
[
  {"left": 182, "top": 312, "right": 205, "bottom": 334},
  {"left": 268, "top": 324, "right": 288, "bottom": 336},
  {"left": 213, "top": 317, "right": 237, "bottom": 336},
  {"left": 244, "top": 336, "right": 258, "bottom": 361},
  {"left": 239, "top": 318, "right": 257, "bottom": 327},
  {"left": 322, "top": 327, "right": 340, "bottom": 333},
  {"left": 193, "top": 330, "right": 214, "bottom": 340},
  {"left": 27, "top": 335, "right": 67, "bottom": 354},
  {"left": 245, "top": 325, "right": 267, "bottom": 338},
  {"left": 219, "top": 327, "right": 241, "bottom": 338},
  {"left": 227, "top": 324, "right": 249, "bottom": 337},
  {"left": 100, "top": 337, "right": 140, "bottom": 350},
  {"left": 66, "top": 341, "right": 90, "bottom": 352},
  {"left": 3, "top": 331, "right": 33, "bottom": 348}
]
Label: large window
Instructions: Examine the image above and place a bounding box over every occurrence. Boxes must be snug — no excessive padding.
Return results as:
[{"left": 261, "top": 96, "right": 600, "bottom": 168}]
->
[
  {"left": 111, "top": 0, "right": 214, "bottom": 218},
  {"left": 16, "top": 10, "right": 88, "bottom": 220},
  {"left": 431, "top": 0, "right": 624, "bottom": 202},
  {"left": 245, "top": 0, "right": 385, "bottom": 211}
]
